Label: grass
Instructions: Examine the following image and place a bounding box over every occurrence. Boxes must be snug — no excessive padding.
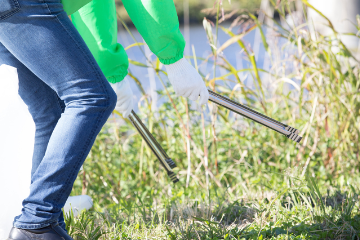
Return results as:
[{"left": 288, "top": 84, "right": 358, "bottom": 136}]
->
[
  {"left": 66, "top": 0, "right": 360, "bottom": 239},
  {"left": 67, "top": 170, "right": 360, "bottom": 239}
]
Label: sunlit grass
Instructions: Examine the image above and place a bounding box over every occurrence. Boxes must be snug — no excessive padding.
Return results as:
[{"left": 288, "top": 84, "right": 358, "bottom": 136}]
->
[{"left": 66, "top": 0, "right": 360, "bottom": 239}]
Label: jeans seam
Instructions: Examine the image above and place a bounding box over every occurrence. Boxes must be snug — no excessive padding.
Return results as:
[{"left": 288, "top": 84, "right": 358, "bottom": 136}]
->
[
  {"left": 53, "top": 91, "right": 64, "bottom": 113},
  {"left": 0, "top": 0, "right": 21, "bottom": 20},
  {"left": 52, "top": 14, "right": 110, "bottom": 203},
  {"left": 14, "top": 220, "right": 58, "bottom": 230},
  {"left": 39, "top": 0, "right": 52, "bottom": 15}
]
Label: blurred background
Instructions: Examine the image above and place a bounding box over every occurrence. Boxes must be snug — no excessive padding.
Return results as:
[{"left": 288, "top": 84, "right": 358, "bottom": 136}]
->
[
  {"left": 116, "top": 0, "right": 360, "bottom": 113},
  {"left": 115, "top": 0, "right": 262, "bottom": 25}
]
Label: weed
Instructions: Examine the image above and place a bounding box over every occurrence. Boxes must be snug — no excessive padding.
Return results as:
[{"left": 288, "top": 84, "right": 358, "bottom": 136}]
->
[{"left": 67, "top": 0, "right": 360, "bottom": 239}]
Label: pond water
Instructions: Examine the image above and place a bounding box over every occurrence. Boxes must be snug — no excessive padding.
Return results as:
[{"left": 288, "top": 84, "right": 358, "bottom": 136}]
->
[{"left": 118, "top": 24, "right": 270, "bottom": 111}]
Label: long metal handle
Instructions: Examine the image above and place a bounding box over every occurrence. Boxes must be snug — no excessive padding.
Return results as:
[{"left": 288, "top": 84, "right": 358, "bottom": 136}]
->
[
  {"left": 208, "top": 90, "right": 303, "bottom": 143},
  {"left": 128, "top": 110, "right": 179, "bottom": 183}
]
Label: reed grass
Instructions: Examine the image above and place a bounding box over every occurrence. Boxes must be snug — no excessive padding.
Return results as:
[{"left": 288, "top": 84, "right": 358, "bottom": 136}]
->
[{"left": 66, "top": 0, "right": 360, "bottom": 239}]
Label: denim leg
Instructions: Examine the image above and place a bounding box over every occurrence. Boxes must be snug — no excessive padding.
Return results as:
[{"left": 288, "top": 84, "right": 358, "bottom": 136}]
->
[
  {"left": 0, "top": 0, "right": 117, "bottom": 229},
  {"left": 0, "top": 43, "right": 68, "bottom": 230},
  {"left": 0, "top": 42, "right": 62, "bottom": 178}
]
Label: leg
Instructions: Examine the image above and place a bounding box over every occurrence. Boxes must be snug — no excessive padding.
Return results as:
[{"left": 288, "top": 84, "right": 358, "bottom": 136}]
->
[
  {"left": 0, "top": 43, "right": 64, "bottom": 179},
  {"left": 0, "top": 42, "right": 69, "bottom": 231},
  {"left": 0, "top": 0, "right": 116, "bottom": 229}
]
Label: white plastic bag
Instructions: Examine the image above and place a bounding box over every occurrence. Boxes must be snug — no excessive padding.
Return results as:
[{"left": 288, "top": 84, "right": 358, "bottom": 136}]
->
[
  {"left": 64, "top": 195, "right": 93, "bottom": 217},
  {"left": 0, "top": 65, "right": 35, "bottom": 240}
]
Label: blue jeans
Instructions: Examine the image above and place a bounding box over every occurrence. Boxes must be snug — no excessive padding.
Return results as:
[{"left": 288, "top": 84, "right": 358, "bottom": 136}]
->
[{"left": 0, "top": 0, "right": 117, "bottom": 230}]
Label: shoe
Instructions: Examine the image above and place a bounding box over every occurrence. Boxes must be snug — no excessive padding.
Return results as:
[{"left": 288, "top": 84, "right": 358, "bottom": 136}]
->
[{"left": 8, "top": 222, "right": 73, "bottom": 240}]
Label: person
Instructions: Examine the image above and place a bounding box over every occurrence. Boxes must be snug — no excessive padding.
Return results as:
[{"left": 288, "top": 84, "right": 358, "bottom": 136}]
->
[
  {"left": 70, "top": 0, "right": 210, "bottom": 118},
  {"left": 1, "top": 0, "right": 208, "bottom": 239}
]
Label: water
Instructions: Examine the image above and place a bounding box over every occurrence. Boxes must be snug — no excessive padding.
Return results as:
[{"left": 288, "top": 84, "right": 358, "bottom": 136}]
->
[{"left": 117, "top": 24, "right": 269, "bottom": 111}]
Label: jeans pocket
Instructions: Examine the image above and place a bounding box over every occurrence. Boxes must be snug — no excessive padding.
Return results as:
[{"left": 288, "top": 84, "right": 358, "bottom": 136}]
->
[{"left": 0, "top": 0, "right": 20, "bottom": 20}]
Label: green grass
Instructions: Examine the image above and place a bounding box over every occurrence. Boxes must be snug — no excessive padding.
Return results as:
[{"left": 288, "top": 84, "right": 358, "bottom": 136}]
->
[
  {"left": 66, "top": 166, "right": 360, "bottom": 239},
  {"left": 66, "top": 0, "right": 360, "bottom": 239}
]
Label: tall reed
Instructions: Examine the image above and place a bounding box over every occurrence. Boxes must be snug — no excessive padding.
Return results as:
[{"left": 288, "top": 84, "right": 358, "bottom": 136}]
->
[
  {"left": 91, "top": 0, "right": 360, "bottom": 192},
  {"left": 67, "top": 1, "right": 360, "bottom": 238}
]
